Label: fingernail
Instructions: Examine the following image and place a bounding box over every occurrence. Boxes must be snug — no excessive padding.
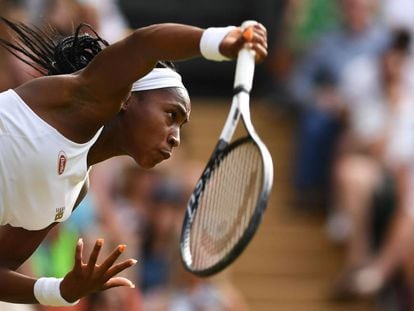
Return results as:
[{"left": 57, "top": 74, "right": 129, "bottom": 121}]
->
[
  {"left": 130, "top": 259, "right": 138, "bottom": 265},
  {"left": 129, "top": 283, "right": 135, "bottom": 289},
  {"left": 243, "top": 27, "right": 254, "bottom": 41},
  {"left": 78, "top": 238, "right": 83, "bottom": 245},
  {"left": 118, "top": 244, "right": 126, "bottom": 252},
  {"left": 97, "top": 238, "right": 104, "bottom": 246}
]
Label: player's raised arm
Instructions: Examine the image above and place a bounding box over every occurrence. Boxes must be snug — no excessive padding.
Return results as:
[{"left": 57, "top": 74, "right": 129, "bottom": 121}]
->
[{"left": 78, "top": 22, "right": 267, "bottom": 117}]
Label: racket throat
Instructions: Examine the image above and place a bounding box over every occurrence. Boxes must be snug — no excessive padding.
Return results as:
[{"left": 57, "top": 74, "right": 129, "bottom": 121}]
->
[
  {"left": 219, "top": 101, "right": 240, "bottom": 141},
  {"left": 233, "top": 85, "right": 250, "bottom": 95}
]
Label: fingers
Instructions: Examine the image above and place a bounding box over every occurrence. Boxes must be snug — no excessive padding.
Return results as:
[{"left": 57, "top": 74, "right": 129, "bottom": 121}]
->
[
  {"left": 87, "top": 238, "right": 104, "bottom": 273},
  {"left": 218, "top": 22, "right": 267, "bottom": 60},
  {"left": 101, "top": 277, "right": 135, "bottom": 290},
  {"left": 73, "top": 238, "right": 84, "bottom": 273},
  {"left": 85, "top": 241, "right": 132, "bottom": 278},
  {"left": 241, "top": 23, "right": 268, "bottom": 63},
  {"left": 65, "top": 239, "right": 137, "bottom": 300},
  {"left": 243, "top": 23, "right": 267, "bottom": 43},
  {"left": 251, "top": 42, "right": 268, "bottom": 63},
  {"left": 102, "top": 258, "right": 138, "bottom": 283},
  {"left": 96, "top": 244, "right": 127, "bottom": 277}
]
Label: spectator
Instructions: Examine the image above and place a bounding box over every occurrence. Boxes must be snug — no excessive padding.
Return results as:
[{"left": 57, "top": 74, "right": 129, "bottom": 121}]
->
[
  {"left": 330, "top": 29, "right": 414, "bottom": 304},
  {"left": 287, "top": 0, "right": 388, "bottom": 209},
  {"left": 268, "top": 0, "right": 338, "bottom": 108},
  {"left": 139, "top": 177, "right": 186, "bottom": 293}
]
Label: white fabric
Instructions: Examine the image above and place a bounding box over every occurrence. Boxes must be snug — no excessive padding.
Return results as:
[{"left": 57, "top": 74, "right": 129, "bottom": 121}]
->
[
  {"left": 199, "top": 26, "right": 236, "bottom": 61},
  {"left": 131, "top": 68, "right": 186, "bottom": 92},
  {"left": 339, "top": 55, "right": 414, "bottom": 168},
  {"left": 0, "top": 89, "right": 102, "bottom": 230},
  {"left": 339, "top": 56, "right": 385, "bottom": 143},
  {"left": 406, "top": 168, "right": 414, "bottom": 218},
  {"left": 0, "top": 301, "right": 36, "bottom": 311},
  {"left": 383, "top": 94, "right": 414, "bottom": 166},
  {"left": 382, "top": 0, "right": 414, "bottom": 40},
  {"left": 34, "top": 277, "right": 79, "bottom": 306},
  {"left": 340, "top": 54, "right": 414, "bottom": 218}
]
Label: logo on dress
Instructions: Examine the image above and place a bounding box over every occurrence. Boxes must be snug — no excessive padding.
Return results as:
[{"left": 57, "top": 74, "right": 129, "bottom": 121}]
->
[
  {"left": 55, "top": 207, "right": 65, "bottom": 221},
  {"left": 57, "top": 151, "right": 67, "bottom": 175}
]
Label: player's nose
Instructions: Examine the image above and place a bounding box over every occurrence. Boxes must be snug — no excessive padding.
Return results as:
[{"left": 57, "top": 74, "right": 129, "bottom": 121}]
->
[{"left": 168, "top": 130, "right": 180, "bottom": 148}]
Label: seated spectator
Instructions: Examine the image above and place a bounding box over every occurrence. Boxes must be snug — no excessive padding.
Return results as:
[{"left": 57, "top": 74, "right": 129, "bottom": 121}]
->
[
  {"left": 287, "top": 0, "right": 388, "bottom": 209},
  {"left": 329, "top": 29, "right": 414, "bottom": 303}
]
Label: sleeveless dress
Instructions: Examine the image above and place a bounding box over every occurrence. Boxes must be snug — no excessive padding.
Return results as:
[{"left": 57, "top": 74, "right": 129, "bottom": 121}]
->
[{"left": 0, "top": 89, "right": 102, "bottom": 230}]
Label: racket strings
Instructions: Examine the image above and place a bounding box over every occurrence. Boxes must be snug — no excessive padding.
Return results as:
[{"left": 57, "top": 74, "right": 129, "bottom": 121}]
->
[{"left": 189, "top": 140, "right": 263, "bottom": 270}]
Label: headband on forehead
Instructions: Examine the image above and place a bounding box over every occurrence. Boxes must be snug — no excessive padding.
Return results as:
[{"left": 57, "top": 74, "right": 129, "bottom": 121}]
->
[{"left": 131, "top": 67, "right": 186, "bottom": 92}]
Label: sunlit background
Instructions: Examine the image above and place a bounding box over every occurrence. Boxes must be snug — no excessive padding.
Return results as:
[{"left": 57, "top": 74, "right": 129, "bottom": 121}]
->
[{"left": 1, "top": 0, "right": 414, "bottom": 310}]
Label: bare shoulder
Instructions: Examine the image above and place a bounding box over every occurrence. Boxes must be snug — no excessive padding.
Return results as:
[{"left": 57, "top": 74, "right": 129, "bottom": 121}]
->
[
  {"left": 14, "top": 73, "right": 107, "bottom": 142},
  {"left": 15, "top": 73, "right": 91, "bottom": 110}
]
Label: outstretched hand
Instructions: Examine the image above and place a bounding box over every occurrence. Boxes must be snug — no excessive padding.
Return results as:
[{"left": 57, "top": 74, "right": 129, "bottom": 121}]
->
[
  {"left": 219, "top": 22, "right": 268, "bottom": 63},
  {"left": 60, "top": 238, "right": 137, "bottom": 303}
]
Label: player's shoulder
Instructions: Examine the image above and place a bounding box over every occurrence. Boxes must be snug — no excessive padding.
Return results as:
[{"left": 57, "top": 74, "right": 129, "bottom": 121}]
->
[{"left": 16, "top": 73, "right": 93, "bottom": 108}]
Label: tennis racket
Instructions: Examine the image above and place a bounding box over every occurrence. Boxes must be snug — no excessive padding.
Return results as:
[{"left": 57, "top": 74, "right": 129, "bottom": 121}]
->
[{"left": 180, "top": 21, "right": 274, "bottom": 277}]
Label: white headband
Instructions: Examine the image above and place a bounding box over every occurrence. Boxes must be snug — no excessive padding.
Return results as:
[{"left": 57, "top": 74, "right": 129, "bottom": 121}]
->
[{"left": 131, "top": 67, "right": 186, "bottom": 92}]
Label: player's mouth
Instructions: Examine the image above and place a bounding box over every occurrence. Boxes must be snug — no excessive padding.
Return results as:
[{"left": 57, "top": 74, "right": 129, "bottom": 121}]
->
[{"left": 160, "top": 149, "right": 172, "bottom": 159}]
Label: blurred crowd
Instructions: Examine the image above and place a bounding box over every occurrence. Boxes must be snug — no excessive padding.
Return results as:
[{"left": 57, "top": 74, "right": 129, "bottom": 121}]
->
[
  {"left": 281, "top": 0, "right": 414, "bottom": 309},
  {"left": 2, "top": 0, "right": 414, "bottom": 310}
]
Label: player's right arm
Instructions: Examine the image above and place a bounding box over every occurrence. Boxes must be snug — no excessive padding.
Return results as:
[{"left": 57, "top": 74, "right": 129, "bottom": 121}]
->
[{"left": 79, "top": 22, "right": 267, "bottom": 110}]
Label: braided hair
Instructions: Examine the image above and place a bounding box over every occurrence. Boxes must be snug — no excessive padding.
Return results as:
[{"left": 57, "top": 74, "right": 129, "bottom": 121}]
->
[{"left": 0, "top": 17, "right": 109, "bottom": 76}]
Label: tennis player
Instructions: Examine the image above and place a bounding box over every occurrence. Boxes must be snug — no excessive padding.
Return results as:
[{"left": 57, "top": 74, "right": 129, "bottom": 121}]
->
[{"left": 0, "top": 17, "right": 267, "bottom": 306}]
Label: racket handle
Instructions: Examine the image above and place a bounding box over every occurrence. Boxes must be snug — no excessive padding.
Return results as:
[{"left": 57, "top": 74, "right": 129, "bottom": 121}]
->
[{"left": 233, "top": 20, "right": 256, "bottom": 92}]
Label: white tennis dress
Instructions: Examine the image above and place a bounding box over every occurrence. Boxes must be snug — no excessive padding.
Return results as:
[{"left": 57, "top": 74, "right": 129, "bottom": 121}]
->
[{"left": 0, "top": 89, "right": 102, "bottom": 230}]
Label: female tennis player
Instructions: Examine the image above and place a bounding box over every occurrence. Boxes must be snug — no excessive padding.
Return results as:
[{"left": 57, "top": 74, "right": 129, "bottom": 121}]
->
[{"left": 0, "top": 18, "right": 267, "bottom": 306}]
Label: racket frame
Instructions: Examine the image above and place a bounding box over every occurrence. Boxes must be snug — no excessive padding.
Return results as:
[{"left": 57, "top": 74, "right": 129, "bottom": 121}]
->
[{"left": 180, "top": 24, "right": 274, "bottom": 276}]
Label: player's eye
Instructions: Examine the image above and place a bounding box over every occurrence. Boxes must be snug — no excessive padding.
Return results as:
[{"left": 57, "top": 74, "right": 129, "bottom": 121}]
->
[{"left": 167, "top": 111, "right": 178, "bottom": 122}]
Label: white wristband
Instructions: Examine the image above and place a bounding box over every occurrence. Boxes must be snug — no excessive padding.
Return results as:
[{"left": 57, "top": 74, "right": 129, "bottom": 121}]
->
[
  {"left": 34, "top": 277, "right": 80, "bottom": 306},
  {"left": 200, "top": 26, "right": 237, "bottom": 61}
]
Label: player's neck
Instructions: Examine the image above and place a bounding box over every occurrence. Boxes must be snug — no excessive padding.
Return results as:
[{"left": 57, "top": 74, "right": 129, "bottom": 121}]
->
[{"left": 87, "top": 118, "right": 125, "bottom": 165}]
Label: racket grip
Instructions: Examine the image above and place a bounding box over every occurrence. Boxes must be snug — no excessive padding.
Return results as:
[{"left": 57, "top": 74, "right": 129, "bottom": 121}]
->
[{"left": 233, "top": 21, "right": 257, "bottom": 92}]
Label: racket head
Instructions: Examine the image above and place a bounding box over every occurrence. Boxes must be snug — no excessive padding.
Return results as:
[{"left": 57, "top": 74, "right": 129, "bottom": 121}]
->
[{"left": 180, "top": 135, "right": 273, "bottom": 277}]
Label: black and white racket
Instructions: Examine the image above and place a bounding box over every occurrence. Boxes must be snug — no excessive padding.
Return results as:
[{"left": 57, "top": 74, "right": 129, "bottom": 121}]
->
[{"left": 180, "top": 21, "right": 274, "bottom": 277}]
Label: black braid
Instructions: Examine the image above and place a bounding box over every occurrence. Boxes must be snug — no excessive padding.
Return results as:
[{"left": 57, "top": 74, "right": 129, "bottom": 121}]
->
[
  {"left": 0, "top": 17, "right": 109, "bottom": 76},
  {"left": 52, "top": 23, "right": 109, "bottom": 74}
]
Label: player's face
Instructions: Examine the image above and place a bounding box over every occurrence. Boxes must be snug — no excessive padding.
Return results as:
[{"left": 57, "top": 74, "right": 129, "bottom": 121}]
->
[{"left": 124, "top": 87, "right": 190, "bottom": 168}]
